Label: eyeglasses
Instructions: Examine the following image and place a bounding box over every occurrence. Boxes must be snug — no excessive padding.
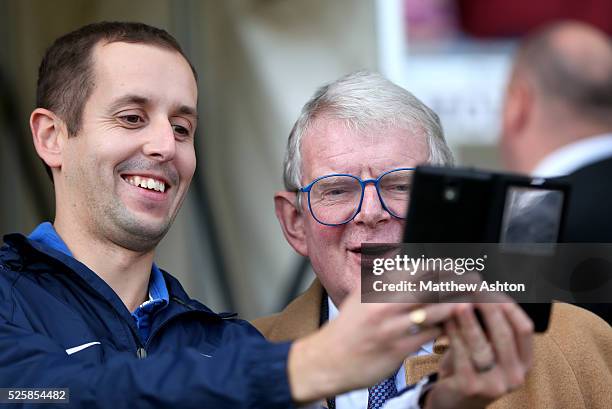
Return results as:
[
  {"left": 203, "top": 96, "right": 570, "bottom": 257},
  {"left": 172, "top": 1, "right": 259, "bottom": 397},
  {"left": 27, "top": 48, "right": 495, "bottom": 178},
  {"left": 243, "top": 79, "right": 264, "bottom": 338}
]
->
[{"left": 299, "top": 168, "right": 415, "bottom": 226}]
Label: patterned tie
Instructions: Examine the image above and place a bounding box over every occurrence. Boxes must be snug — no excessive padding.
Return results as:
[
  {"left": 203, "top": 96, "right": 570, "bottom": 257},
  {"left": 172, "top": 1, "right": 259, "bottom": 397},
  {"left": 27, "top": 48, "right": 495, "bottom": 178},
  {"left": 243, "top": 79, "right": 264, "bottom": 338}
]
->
[{"left": 367, "top": 375, "right": 398, "bottom": 409}]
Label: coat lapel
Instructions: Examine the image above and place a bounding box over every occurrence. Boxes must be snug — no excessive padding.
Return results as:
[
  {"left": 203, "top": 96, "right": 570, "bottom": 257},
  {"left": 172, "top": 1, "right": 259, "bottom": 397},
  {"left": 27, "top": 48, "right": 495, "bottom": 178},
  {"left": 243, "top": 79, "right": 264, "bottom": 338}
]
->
[{"left": 252, "top": 279, "right": 323, "bottom": 342}]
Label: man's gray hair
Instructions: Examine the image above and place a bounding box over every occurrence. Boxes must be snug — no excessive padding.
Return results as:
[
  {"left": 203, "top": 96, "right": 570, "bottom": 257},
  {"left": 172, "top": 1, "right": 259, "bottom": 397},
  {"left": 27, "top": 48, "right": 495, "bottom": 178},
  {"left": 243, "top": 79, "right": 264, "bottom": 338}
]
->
[{"left": 283, "top": 70, "right": 454, "bottom": 191}]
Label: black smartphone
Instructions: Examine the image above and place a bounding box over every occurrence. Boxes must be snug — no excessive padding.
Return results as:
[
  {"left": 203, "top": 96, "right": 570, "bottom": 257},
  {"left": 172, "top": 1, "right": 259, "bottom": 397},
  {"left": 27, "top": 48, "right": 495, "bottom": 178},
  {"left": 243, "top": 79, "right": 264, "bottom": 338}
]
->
[{"left": 402, "top": 166, "right": 570, "bottom": 332}]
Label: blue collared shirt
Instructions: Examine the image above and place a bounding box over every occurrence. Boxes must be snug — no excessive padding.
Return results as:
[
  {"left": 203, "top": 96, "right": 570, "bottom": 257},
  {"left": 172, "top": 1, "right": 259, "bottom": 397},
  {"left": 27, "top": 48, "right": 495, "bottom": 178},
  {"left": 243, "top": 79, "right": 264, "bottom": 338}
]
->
[{"left": 28, "top": 222, "right": 169, "bottom": 342}]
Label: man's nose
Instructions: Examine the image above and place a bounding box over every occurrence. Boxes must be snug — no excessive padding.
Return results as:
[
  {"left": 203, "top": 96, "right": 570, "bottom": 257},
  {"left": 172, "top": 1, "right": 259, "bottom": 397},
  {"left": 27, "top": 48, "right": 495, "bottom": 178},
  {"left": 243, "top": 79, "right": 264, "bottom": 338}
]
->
[
  {"left": 353, "top": 183, "right": 390, "bottom": 227},
  {"left": 142, "top": 119, "right": 176, "bottom": 162}
]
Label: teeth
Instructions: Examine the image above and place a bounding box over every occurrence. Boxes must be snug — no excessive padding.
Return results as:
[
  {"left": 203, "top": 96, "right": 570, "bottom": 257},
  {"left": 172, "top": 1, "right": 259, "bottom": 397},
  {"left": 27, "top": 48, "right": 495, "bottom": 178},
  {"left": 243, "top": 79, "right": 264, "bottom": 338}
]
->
[{"left": 124, "top": 176, "right": 166, "bottom": 192}]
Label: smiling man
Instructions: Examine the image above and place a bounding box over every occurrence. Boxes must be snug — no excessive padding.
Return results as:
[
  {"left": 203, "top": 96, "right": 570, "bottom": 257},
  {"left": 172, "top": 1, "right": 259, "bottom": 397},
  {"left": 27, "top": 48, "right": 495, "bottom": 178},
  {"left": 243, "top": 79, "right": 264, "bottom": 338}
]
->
[
  {"left": 0, "top": 22, "right": 469, "bottom": 408},
  {"left": 39, "top": 40, "right": 198, "bottom": 313}
]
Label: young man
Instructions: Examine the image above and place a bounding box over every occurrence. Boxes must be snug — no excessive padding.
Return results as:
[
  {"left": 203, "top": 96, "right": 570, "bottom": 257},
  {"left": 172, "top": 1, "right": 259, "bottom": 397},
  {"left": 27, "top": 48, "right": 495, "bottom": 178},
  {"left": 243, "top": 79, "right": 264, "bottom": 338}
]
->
[{"left": 0, "top": 22, "right": 461, "bottom": 408}]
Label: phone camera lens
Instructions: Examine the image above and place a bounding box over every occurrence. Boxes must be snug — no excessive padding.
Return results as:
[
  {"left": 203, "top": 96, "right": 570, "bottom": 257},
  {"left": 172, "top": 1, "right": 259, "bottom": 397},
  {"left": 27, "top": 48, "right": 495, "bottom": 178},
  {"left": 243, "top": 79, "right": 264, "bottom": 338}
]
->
[{"left": 444, "top": 187, "right": 458, "bottom": 201}]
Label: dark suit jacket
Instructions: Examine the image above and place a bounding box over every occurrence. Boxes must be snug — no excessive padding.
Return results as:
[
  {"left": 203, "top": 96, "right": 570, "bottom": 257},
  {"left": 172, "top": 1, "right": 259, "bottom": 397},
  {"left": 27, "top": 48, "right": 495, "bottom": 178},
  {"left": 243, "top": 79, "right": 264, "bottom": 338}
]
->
[{"left": 559, "top": 156, "right": 612, "bottom": 324}]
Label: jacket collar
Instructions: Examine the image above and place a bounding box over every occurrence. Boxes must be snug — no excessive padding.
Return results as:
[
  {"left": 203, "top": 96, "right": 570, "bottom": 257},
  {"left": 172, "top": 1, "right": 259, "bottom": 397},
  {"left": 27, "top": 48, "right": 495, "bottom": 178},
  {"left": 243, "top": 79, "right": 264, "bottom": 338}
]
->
[
  {"left": 27, "top": 222, "right": 170, "bottom": 310},
  {"left": 2, "top": 233, "right": 223, "bottom": 322}
]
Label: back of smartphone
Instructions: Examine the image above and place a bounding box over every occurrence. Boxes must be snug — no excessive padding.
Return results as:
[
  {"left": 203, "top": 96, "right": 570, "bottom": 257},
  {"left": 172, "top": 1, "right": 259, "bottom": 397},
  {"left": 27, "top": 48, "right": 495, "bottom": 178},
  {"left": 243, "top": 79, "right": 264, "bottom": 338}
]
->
[
  {"left": 403, "top": 167, "right": 498, "bottom": 243},
  {"left": 401, "top": 166, "right": 570, "bottom": 332}
]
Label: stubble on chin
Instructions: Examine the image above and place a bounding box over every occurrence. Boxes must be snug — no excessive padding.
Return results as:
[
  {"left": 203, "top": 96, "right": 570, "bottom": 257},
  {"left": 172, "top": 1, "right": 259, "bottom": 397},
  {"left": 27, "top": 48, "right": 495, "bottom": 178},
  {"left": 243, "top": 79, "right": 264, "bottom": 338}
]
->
[
  {"left": 106, "top": 204, "right": 173, "bottom": 252},
  {"left": 86, "top": 187, "right": 174, "bottom": 253}
]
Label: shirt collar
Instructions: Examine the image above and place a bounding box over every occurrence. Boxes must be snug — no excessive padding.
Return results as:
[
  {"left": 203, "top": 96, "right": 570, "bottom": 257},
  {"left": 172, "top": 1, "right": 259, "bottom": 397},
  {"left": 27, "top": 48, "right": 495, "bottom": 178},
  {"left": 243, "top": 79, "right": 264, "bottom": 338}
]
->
[
  {"left": 28, "top": 222, "right": 72, "bottom": 258},
  {"left": 146, "top": 265, "right": 169, "bottom": 305},
  {"left": 27, "top": 222, "right": 170, "bottom": 310},
  {"left": 532, "top": 133, "right": 612, "bottom": 177}
]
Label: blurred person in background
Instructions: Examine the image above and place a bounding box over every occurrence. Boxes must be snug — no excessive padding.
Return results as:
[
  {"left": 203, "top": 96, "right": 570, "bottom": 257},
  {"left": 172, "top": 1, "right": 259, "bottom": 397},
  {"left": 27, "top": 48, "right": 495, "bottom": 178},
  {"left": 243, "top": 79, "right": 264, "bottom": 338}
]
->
[
  {"left": 500, "top": 20, "right": 612, "bottom": 325},
  {"left": 254, "top": 71, "right": 550, "bottom": 409},
  {"left": 0, "top": 22, "right": 474, "bottom": 408}
]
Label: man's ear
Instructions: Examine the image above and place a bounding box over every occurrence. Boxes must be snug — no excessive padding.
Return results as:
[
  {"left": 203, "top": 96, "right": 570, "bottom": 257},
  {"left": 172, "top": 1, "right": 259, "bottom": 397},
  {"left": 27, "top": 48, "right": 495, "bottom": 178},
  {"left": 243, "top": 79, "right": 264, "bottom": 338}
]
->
[
  {"left": 502, "top": 75, "right": 532, "bottom": 139},
  {"left": 30, "top": 108, "right": 66, "bottom": 171},
  {"left": 274, "top": 191, "right": 308, "bottom": 257}
]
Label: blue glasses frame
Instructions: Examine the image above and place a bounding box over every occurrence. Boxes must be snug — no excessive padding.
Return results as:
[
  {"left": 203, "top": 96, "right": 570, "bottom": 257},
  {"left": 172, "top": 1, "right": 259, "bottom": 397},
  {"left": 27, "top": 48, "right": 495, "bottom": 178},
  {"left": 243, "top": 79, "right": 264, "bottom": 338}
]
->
[{"left": 299, "top": 167, "right": 416, "bottom": 226}]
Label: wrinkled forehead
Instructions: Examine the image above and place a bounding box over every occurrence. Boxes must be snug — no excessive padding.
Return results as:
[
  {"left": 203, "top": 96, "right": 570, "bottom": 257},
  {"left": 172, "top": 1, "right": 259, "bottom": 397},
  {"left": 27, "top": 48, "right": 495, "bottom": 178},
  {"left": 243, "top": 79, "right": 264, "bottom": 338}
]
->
[{"left": 301, "top": 117, "right": 429, "bottom": 179}]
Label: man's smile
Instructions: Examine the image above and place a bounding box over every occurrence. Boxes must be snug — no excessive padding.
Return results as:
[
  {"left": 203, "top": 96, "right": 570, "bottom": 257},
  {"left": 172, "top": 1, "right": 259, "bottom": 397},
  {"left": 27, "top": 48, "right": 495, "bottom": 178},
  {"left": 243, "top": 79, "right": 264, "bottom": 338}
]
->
[
  {"left": 120, "top": 173, "right": 174, "bottom": 204},
  {"left": 122, "top": 174, "right": 168, "bottom": 193}
]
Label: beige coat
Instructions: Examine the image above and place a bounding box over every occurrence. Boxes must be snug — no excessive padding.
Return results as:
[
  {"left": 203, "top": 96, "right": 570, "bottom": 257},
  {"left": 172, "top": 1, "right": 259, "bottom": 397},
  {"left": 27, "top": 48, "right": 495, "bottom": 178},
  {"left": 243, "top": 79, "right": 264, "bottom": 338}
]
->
[{"left": 253, "top": 279, "right": 612, "bottom": 409}]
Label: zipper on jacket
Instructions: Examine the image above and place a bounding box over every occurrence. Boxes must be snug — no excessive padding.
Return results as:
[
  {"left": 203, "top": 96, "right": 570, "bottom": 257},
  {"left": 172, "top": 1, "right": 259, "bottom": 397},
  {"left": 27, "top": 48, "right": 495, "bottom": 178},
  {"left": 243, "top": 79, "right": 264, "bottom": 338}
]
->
[{"left": 136, "top": 347, "right": 147, "bottom": 359}]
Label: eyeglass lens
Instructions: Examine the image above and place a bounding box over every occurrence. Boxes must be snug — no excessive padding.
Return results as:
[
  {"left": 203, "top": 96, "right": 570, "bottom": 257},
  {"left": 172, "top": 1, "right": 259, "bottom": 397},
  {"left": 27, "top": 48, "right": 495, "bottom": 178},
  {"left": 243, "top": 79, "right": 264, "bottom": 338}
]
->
[{"left": 308, "top": 169, "right": 414, "bottom": 225}]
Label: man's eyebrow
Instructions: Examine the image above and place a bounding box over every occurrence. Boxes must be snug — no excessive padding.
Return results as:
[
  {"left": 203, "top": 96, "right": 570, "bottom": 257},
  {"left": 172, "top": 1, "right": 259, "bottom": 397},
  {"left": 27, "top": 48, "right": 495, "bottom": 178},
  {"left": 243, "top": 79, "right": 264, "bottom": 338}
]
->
[
  {"left": 175, "top": 105, "right": 198, "bottom": 119},
  {"left": 107, "top": 94, "right": 198, "bottom": 120},
  {"left": 107, "top": 94, "right": 149, "bottom": 113}
]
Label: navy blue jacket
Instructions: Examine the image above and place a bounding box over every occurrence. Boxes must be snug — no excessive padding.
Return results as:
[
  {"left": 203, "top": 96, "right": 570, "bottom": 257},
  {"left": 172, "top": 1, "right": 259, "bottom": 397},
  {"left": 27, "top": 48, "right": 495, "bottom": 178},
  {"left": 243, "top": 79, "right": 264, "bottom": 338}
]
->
[{"left": 0, "top": 233, "right": 293, "bottom": 408}]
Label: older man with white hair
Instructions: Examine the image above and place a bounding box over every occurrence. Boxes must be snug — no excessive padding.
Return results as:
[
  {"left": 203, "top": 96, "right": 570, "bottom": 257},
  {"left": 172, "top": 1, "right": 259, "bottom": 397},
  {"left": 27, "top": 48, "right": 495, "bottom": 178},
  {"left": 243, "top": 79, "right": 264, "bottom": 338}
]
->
[
  {"left": 254, "top": 71, "right": 546, "bottom": 409},
  {"left": 255, "top": 72, "right": 612, "bottom": 409}
]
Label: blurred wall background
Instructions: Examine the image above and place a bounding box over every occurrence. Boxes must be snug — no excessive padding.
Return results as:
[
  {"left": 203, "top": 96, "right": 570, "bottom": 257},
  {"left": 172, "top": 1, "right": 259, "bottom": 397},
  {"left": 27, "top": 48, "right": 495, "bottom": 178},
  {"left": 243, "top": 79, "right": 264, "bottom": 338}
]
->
[{"left": 1, "top": 0, "right": 610, "bottom": 318}]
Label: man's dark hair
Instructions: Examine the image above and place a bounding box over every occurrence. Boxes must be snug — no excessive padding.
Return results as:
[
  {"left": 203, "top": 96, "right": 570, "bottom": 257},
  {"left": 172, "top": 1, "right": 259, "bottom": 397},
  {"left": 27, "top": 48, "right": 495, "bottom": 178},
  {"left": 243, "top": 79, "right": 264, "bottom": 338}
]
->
[{"left": 36, "top": 21, "right": 198, "bottom": 180}]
